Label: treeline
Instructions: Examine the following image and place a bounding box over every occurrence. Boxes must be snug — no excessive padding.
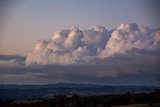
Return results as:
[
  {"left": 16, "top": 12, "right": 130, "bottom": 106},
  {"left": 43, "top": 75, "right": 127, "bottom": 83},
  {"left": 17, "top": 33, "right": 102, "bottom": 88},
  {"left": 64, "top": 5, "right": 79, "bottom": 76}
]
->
[{"left": 1, "top": 89, "right": 160, "bottom": 107}]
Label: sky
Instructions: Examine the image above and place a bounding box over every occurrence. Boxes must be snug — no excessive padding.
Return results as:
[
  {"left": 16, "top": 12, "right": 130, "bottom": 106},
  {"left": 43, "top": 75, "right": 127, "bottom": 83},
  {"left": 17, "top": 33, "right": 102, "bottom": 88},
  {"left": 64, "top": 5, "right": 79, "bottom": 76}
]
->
[
  {"left": 0, "top": 0, "right": 160, "bottom": 55},
  {"left": 0, "top": 0, "right": 160, "bottom": 86}
]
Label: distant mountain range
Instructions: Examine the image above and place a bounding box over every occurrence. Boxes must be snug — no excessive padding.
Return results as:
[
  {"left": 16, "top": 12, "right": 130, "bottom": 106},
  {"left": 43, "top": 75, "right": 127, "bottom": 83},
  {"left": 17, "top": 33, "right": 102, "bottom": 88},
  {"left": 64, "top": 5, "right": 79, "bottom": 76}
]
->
[{"left": 0, "top": 83, "right": 159, "bottom": 101}]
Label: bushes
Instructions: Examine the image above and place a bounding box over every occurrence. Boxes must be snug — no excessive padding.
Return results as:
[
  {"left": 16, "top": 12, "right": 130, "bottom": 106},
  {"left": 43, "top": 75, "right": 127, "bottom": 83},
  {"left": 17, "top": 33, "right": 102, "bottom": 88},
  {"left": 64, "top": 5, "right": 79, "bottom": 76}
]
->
[{"left": 3, "top": 89, "right": 160, "bottom": 107}]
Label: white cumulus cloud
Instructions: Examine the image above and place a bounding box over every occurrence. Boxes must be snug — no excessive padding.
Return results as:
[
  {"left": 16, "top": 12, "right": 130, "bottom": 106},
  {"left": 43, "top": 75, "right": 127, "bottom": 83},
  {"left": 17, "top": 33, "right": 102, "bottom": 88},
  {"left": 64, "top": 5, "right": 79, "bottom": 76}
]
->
[
  {"left": 26, "top": 23, "right": 160, "bottom": 66},
  {"left": 25, "top": 25, "right": 110, "bottom": 65},
  {"left": 100, "top": 23, "right": 158, "bottom": 58}
]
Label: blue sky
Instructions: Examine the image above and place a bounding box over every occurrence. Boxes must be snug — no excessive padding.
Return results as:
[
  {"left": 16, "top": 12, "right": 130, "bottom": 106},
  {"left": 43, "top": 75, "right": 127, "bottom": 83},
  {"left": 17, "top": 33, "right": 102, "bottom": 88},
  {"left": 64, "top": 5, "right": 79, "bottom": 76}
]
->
[{"left": 0, "top": 0, "right": 159, "bottom": 55}]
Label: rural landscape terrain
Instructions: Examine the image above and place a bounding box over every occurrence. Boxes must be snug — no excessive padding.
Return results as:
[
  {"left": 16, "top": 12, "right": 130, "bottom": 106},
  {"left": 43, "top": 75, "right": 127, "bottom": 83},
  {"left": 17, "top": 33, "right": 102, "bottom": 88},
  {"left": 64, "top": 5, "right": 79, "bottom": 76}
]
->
[{"left": 0, "top": 83, "right": 160, "bottom": 107}]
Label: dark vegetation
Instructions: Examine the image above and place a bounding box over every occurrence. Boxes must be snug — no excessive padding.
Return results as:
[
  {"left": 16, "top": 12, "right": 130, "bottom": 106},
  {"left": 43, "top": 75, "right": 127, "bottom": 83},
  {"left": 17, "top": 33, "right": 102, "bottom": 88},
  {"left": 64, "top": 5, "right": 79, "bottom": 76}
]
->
[
  {"left": 0, "top": 89, "right": 160, "bottom": 107},
  {"left": 0, "top": 83, "right": 157, "bottom": 101},
  {"left": 0, "top": 84, "right": 159, "bottom": 107}
]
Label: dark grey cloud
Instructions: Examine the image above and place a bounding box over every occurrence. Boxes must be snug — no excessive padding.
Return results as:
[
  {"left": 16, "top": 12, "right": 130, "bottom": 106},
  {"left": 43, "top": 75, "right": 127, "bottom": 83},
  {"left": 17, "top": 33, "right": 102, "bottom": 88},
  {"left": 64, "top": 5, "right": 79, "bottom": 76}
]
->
[{"left": 0, "top": 47, "right": 159, "bottom": 86}]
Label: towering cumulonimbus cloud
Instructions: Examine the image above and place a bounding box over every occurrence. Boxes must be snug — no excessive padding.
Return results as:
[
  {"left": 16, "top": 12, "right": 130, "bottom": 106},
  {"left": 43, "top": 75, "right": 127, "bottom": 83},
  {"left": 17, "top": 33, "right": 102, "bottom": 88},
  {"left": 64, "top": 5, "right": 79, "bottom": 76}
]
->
[
  {"left": 100, "top": 23, "right": 159, "bottom": 58},
  {"left": 25, "top": 23, "right": 160, "bottom": 65},
  {"left": 0, "top": 23, "right": 160, "bottom": 85},
  {"left": 26, "top": 25, "right": 109, "bottom": 65}
]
